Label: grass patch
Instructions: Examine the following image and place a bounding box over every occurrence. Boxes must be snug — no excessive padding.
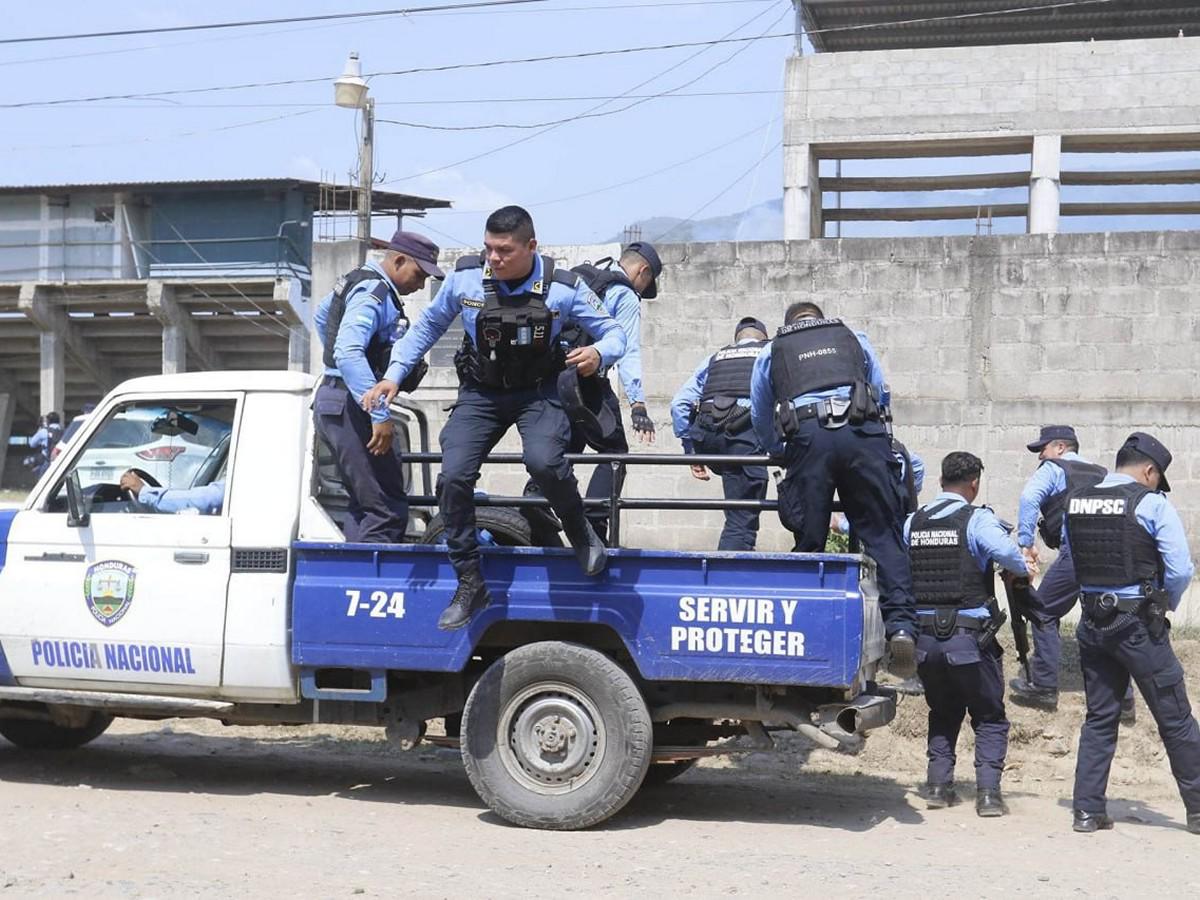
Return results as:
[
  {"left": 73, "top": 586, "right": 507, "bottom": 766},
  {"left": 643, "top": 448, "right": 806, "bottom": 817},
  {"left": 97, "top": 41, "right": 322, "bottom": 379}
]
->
[{"left": 0, "top": 490, "right": 27, "bottom": 503}]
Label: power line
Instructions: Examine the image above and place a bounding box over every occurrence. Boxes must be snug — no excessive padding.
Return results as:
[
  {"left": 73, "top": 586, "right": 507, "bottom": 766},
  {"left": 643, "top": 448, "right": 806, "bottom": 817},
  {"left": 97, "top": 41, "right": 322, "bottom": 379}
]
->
[{"left": 0, "top": 0, "right": 555, "bottom": 46}]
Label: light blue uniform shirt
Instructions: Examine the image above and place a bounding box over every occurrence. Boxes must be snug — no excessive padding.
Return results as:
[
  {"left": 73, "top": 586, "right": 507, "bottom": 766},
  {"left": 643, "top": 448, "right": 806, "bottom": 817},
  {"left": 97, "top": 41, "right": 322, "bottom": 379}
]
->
[
  {"left": 590, "top": 266, "right": 644, "bottom": 405},
  {"left": 383, "top": 254, "right": 625, "bottom": 388},
  {"left": 314, "top": 260, "right": 407, "bottom": 425},
  {"left": 749, "top": 328, "right": 889, "bottom": 455},
  {"left": 904, "top": 492, "right": 1029, "bottom": 618},
  {"left": 139, "top": 481, "right": 225, "bottom": 516},
  {"left": 1016, "top": 451, "right": 1096, "bottom": 548},
  {"left": 29, "top": 427, "right": 50, "bottom": 451},
  {"left": 1060, "top": 473, "right": 1195, "bottom": 611},
  {"left": 670, "top": 337, "right": 761, "bottom": 454}
]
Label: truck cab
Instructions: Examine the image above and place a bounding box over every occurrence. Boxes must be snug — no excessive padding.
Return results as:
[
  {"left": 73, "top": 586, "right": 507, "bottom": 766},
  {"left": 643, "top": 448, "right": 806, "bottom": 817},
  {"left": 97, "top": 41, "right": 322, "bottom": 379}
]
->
[{"left": 0, "top": 371, "right": 893, "bottom": 830}]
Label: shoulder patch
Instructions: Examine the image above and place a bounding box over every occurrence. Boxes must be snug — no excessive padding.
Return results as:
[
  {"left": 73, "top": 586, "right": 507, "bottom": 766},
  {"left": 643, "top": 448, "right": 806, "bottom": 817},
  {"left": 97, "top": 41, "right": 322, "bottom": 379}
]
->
[{"left": 455, "top": 254, "right": 484, "bottom": 271}]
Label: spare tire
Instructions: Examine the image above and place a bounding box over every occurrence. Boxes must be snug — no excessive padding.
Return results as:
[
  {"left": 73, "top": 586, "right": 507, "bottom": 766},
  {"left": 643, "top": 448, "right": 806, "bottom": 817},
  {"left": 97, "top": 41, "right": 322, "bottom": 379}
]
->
[{"left": 420, "top": 506, "right": 534, "bottom": 547}]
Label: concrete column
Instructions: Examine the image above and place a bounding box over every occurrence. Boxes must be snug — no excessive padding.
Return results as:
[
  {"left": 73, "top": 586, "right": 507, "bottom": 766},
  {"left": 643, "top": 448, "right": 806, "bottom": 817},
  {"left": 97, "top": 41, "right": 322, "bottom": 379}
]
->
[
  {"left": 783, "top": 143, "right": 822, "bottom": 240},
  {"left": 40, "top": 330, "right": 65, "bottom": 417},
  {"left": 1029, "top": 134, "right": 1062, "bottom": 235},
  {"left": 288, "top": 323, "right": 311, "bottom": 372},
  {"left": 0, "top": 390, "right": 14, "bottom": 485},
  {"left": 162, "top": 323, "right": 186, "bottom": 374}
]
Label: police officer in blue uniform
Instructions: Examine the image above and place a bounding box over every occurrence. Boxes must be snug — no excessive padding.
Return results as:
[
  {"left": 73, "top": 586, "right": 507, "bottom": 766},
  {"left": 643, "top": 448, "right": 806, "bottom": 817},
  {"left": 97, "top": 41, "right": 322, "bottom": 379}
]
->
[
  {"left": 905, "top": 452, "right": 1028, "bottom": 817},
  {"left": 313, "top": 231, "right": 443, "bottom": 544},
  {"left": 671, "top": 316, "right": 769, "bottom": 551},
  {"left": 750, "top": 300, "right": 919, "bottom": 676},
  {"left": 556, "top": 242, "right": 661, "bottom": 542},
  {"left": 361, "top": 206, "right": 626, "bottom": 630},
  {"left": 1009, "top": 426, "right": 1115, "bottom": 713},
  {"left": 1064, "top": 432, "right": 1200, "bottom": 835}
]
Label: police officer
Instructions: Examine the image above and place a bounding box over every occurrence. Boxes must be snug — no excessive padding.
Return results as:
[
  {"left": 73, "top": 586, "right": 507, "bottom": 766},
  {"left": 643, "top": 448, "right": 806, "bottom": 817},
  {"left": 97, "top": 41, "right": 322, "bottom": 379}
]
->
[
  {"left": 313, "top": 231, "right": 442, "bottom": 544},
  {"left": 750, "top": 300, "right": 919, "bottom": 676},
  {"left": 905, "top": 452, "right": 1028, "bottom": 817},
  {"left": 361, "top": 206, "right": 626, "bottom": 631},
  {"left": 555, "top": 241, "right": 662, "bottom": 542},
  {"left": 671, "top": 316, "right": 769, "bottom": 551},
  {"left": 1065, "top": 432, "right": 1200, "bottom": 835},
  {"left": 1009, "top": 425, "right": 1114, "bottom": 713}
]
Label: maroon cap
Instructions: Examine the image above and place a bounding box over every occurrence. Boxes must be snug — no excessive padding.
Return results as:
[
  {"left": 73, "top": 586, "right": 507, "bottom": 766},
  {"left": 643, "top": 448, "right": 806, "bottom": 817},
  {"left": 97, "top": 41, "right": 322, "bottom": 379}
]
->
[{"left": 371, "top": 230, "right": 444, "bottom": 278}]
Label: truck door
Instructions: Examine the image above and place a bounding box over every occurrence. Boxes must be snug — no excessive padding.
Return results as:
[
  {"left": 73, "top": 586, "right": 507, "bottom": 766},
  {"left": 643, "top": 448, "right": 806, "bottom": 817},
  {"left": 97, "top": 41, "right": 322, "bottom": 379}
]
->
[{"left": 0, "top": 396, "right": 240, "bottom": 694}]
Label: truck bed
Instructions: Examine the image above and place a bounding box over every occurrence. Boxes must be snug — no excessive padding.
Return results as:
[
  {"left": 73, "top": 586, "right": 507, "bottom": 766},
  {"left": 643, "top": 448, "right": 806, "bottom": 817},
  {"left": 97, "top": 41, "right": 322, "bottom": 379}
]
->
[{"left": 291, "top": 543, "right": 881, "bottom": 688}]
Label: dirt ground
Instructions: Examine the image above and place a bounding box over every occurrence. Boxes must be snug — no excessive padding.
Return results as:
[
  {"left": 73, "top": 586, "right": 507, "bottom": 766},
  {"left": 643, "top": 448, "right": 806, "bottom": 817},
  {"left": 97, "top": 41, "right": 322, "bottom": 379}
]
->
[{"left": 2, "top": 636, "right": 1200, "bottom": 898}]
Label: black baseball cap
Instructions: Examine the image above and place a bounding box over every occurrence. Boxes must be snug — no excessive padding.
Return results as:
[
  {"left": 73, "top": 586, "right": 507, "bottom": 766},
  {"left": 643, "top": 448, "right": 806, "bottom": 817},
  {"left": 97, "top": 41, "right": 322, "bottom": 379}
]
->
[
  {"left": 558, "top": 367, "right": 621, "bottom": 451},
  {"left": 1026, "top": 425, "right": 1078, "bottom": 452},
  {"left": 624, "top": 241, "right": 662, "bottom": 299},
  {"left": 1121, "top": 431, "right": 1173, "bottom": 493},
  {"left": 370, "top": 230, "right": 444, "bottom": 278},
  {"left": 735, "top": 316, "right": 767, "bottom": 338}
]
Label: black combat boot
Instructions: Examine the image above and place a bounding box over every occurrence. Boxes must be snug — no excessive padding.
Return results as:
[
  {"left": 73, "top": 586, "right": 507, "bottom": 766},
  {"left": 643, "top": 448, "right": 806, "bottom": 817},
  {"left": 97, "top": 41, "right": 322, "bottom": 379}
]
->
[
  {"left": 1187, "top": 812, "right": 1200, "bottom": 835},
  {"left": 562, "top": 514, "right": 607, "bottom": 576},
  {"left": 887, "top": 631, "right": 917, "bottom": 680},
  {"left": 1120, "top": 695, "right": 1136, "bottom": 725},
  {"left": 1009, "top": 675, "right": 1059, "bottom": 712},
  {"left": 976, "top": 788, "right": 1009, "bottom": 818},
  {"left": 1072, "top": 810, "right": 1114, "bottom": 833},
  {"left": 438, "top": 565, "right": 491, "bottom": 631},
  {"left": 925, "top": 783, "right": 960, "bottom": 810}
]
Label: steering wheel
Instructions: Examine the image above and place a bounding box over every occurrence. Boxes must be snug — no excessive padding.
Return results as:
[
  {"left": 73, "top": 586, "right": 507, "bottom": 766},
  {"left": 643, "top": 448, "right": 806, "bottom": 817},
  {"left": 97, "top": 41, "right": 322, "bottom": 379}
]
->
[{"left": 121, "top": 467, "right": 161, "bottom": 502}]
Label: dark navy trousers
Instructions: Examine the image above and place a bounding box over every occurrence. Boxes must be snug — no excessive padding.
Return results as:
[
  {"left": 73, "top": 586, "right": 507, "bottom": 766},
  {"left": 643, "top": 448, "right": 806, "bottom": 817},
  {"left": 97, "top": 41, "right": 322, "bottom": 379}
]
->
[
  {"left": 917, "top": 628, "right": 1010, "bottom": 790},
  {"left": 566, "top": 378, "right": 629, "bottom": 544},
  {"left": 1074, "top": 615, "right": 1200, "bottom": 816},
  {"left": 439, "top": 381, "right": 584, "bottom": 576},
  {"left": 692, "top": 424, "right": 768, "bottom": 551},
  {"left": 778, "top": 418, "right": 918, "bottom": 635},
  {"left": 313, "top": 378, "right": 408, "bottom": 544}
]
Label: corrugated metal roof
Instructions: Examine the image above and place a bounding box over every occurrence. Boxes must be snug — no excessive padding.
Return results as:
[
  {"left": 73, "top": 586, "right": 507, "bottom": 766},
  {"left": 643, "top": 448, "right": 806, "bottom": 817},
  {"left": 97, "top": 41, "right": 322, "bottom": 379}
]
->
[
  {"left": 0, "top": 177, "right": 450, "bottom": 210},
  {"left": 802, "top": 0, "right": 1200, "bottom": 53}
]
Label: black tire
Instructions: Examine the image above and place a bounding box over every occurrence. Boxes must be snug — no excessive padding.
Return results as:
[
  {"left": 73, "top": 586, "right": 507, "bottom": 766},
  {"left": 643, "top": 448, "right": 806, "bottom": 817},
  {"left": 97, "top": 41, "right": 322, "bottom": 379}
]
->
[
  {"left": 421, "top": 506, "right": 534, "bottom": 547},
  {"left": 0, "top": 711, "right": 113, "bottom": 749},
  {"left": 643, "top": 758, "right": 699, "bottom": 785},
  {"left": 461, "top": 641, "right": 652, "bottom": 830}
]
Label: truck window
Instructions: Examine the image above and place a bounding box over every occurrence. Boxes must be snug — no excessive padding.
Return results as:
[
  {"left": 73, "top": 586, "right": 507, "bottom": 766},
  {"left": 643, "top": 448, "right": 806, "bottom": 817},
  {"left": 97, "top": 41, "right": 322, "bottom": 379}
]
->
[{"left": 45, "top": 400, "right": 237, "bottom": 515}]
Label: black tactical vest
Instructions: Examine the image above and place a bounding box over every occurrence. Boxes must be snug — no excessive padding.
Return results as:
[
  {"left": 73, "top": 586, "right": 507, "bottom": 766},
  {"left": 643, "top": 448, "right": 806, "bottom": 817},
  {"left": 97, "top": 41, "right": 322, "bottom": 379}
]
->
[
  {"left": 893, "top": 439, "right": 919, "bottom": 515},
  {"left": 1065, "top": 481, "right": 1162, "bottom": 589},
  {"left": 909, "top": 500, "right": 993, "bottom": 609},
  {"left": 769, "top": 318, "right": 866, "bottom": 401},
  {"left": 322, "top": 268, "right": 401, "bottom": 379},
  {"left": 454, "top": 254, "right": 576, "bottom": 389},
  {"left": 558, "top": 261, "right": 634, "bottom": 350},
  {"left": 700, "top": 341, "right": 766, "bottom": 404},
  {"left": 1037, "top": 457, "right": 1107, "bottom": 549}
]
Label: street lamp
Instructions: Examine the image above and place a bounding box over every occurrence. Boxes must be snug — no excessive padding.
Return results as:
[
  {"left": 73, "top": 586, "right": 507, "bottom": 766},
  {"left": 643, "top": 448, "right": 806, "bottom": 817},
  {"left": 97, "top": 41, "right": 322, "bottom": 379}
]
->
[{"left": 334, "top": 51, "right": 375, "bottom": 260}]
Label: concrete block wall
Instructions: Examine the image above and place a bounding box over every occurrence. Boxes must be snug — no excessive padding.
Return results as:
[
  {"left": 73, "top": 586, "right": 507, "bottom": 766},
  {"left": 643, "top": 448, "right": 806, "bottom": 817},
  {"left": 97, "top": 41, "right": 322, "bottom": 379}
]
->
[
  {"left": 312, "top": 231, "right": 1200, "bottom": 621},
  {"left": 785, "top": 35, "right": 1200, "bottom": 145}
]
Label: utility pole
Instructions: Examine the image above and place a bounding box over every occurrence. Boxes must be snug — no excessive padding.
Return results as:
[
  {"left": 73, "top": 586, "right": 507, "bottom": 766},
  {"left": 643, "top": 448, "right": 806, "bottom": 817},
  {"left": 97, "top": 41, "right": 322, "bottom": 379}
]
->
[{"left": 334, "top": 51, "right": 375, "bottom": 263}]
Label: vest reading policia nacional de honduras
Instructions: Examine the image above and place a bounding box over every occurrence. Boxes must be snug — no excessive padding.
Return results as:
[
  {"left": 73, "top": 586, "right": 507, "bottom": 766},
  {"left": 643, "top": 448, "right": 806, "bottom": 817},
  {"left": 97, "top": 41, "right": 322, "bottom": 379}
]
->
[
  {"left": 701, "top": 341, "right": 767, "bottom": 404},
  {"left": 1065, "top": 481, "right": 1162, "bottom": 589},
  {"left": 453, "top": 254, "right": 579, "bottom": 390},
  {"left": 1037, "top": 457, "right": 1107, "bottom": 549},
  {"left": 909, "top": 500, "right": 994, "bottom": 610}
]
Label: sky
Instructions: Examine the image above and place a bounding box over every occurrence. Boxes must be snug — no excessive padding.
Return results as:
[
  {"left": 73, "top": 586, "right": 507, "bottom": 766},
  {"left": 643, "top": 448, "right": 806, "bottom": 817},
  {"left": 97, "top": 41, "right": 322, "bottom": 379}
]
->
[{"left": 0, "top": 1, "right": 794, "bottom": 248}]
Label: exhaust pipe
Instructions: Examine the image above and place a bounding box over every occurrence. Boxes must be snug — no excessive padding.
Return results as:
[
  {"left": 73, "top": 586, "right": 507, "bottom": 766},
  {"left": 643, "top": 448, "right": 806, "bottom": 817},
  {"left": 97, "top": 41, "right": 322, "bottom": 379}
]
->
[{"left": 818, "top": 693, "right": 896, "bottom": 743}]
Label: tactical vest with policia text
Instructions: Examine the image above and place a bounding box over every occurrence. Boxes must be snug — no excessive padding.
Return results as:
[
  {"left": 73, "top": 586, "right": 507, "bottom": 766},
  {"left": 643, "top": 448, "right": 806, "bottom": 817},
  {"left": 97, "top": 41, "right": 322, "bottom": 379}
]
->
[
  {"left": 769, "top": 318, "right": 877, "bottom": 435},
  {"left": 557, "top": 260, "right": 634, "bottom": 351},
  {"left": 1065, "top": 481, "right": 1162, "bottom": 589},
  {"left": 1038, "top": 457, "right": 1107, "bottom": 549},
  {"left": 695, "top": 340, "right": 766, "bottom": 434},
  {"left": 323, "top": 268, "right": 403, "bottom": 380},
  {"left": 453, "top": 254, "right": 578, "bottom": 390},
  {"left": 908, "top": 500, "right": 994, "bottom": 610}
]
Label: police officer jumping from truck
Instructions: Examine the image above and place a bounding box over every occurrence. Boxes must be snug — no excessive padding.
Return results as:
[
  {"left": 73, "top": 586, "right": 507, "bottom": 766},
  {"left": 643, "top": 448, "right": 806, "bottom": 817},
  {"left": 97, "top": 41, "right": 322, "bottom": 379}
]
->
[
  {"left": 1009, "top": 425, "right": 1135, "bottom": 720},
  {"left": 1063, "top": 432, "right": 1200, "bottom": 836},
  {"left": 361, "top": 206, "right": 626, "bottom": 631},
  {"left": 313, "top": 230, "right": 443, "bottom": 544},
  {"left": 749, "top": 300, "right": 919, "bottom": 677},
  {"left": 558, "top": 241, "right": 662, "bottom": 543},
  {"left": 671, "top": 316, "right": 770, "bottom": 551},
  {"left": 905, "top": 452, "right": 1029, "bottom": 817}
]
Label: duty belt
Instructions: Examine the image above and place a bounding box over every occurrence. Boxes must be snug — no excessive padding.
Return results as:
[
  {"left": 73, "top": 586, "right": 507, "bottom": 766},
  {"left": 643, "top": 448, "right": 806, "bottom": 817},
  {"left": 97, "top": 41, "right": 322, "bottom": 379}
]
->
[
  {"left": 1080, "top": 592, "right": 1146, "bottom": 617},
  {"left": 918, "top": 607, "right": 987, "bottom": 639},
  {"left": 791, "top": 396, "right": 878, "bottom": 429}
]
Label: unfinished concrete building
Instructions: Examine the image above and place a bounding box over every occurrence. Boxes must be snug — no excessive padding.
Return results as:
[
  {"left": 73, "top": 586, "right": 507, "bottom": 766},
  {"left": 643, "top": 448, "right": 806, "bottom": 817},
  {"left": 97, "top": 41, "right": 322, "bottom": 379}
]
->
[{"left": 785, "top": 0, "right": 1200, "bottom": 238}]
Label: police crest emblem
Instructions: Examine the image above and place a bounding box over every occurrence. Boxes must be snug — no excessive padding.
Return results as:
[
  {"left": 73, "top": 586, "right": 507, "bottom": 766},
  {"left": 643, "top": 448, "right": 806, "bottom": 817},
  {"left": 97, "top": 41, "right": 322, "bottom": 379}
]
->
[{"left": 84, "top": 560, "right": 136, "bottom": 626}]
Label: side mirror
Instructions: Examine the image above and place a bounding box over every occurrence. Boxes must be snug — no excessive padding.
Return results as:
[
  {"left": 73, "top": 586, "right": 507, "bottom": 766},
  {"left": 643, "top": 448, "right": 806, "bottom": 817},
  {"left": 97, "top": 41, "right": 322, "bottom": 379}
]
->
[{"left": 66, "top": 470, "right": 91, "bottom": 528}]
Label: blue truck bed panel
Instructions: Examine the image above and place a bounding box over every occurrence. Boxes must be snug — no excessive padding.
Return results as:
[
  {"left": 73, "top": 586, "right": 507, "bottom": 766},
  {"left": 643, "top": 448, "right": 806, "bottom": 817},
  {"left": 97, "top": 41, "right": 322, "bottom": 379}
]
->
[{"left": 291, "top": 543, "right": 867, "bottom": 688}]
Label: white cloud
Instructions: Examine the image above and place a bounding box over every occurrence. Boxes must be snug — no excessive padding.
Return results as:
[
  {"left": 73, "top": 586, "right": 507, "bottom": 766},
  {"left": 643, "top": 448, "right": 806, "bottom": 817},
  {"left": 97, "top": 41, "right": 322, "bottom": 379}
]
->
[
  {"left": 405, "top": 169, "right": 516, "bottom": 215},
  {"left": 286, "top": 155, "right": 323, "bottom": 182}
]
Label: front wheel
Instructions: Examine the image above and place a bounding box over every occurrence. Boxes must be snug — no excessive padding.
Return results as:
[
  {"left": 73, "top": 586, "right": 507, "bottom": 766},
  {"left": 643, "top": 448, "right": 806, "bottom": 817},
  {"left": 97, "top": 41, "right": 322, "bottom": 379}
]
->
[
  {"left": 461, "top": 641, "right": 652, "bottom": 830},
  {"left": 0, "top": 710, "right": 113, "bottom": 749}
]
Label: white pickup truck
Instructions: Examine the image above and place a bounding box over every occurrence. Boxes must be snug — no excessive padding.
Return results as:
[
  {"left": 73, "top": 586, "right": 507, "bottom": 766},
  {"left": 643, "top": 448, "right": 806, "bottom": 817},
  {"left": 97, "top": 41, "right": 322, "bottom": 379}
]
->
[{"left": 0, "top": 371, "right": 891, "bottom": 830}]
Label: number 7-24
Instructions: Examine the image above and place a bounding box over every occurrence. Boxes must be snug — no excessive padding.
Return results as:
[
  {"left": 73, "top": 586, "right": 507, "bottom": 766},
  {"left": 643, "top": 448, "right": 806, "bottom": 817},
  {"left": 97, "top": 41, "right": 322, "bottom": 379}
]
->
[{"left": 344, "top": 589, "right": 406, "bottom": 619}]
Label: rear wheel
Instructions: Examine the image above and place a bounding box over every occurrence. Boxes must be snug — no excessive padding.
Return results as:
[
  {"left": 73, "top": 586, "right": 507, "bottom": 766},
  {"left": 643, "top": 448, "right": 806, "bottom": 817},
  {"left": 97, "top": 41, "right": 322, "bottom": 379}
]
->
[
  {"left": 0, "top": 710, "right": 113, "bottom": 749},
  {"left": 461, "top": 641, "right": 651, "bottom": 830}
]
